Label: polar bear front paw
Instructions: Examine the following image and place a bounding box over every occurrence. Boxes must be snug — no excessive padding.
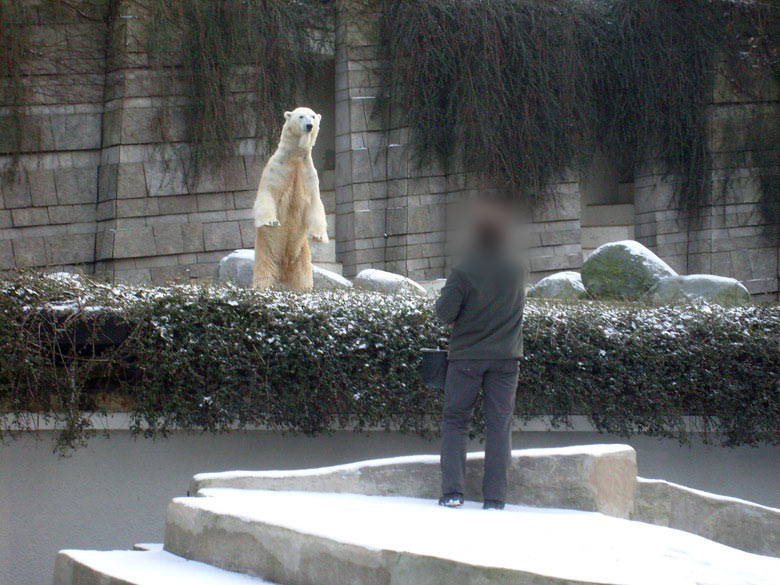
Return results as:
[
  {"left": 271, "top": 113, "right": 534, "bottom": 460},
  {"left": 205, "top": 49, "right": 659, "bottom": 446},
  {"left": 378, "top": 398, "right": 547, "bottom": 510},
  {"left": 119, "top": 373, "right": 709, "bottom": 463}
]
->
[
  {"left": 255, "top": 214, "right": 281, "bottom": 228},
  {"left": 309, "top": 230, "right": 329, "bottom": 243}
]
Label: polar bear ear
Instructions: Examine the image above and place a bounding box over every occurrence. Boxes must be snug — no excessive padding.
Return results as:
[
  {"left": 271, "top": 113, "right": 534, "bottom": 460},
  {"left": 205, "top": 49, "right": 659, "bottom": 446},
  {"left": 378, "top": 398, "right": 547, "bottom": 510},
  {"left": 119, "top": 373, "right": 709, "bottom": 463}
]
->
[
  {"left": 284, "top": 111, "right": 292, "bottom": 120},
  {"left": 315, "top": 113, "right": 322, "bottom": 122}
]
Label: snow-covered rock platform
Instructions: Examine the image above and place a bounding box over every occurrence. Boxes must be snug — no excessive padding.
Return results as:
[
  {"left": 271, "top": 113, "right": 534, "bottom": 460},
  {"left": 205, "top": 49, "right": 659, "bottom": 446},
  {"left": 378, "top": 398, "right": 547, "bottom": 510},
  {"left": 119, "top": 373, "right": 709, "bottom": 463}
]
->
[
  {"left": 54, "top": 445, "right": 780, "bottom": 585},
  {"left": 55, "top": 548, "right": 279, "bottom": 585},
  {"left": 163, "top": 489, "right": 780, "bottom": 585},
  {"left": 191, "top": 444, "right": 638, "bottom": 519}
]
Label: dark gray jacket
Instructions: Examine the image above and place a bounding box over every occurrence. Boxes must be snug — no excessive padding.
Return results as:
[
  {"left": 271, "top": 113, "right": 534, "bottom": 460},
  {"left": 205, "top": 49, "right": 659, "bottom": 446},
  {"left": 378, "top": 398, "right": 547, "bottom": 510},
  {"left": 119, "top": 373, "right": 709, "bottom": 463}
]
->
[{"left": 435, "top": 250, "right": 525, "bottom": 360}]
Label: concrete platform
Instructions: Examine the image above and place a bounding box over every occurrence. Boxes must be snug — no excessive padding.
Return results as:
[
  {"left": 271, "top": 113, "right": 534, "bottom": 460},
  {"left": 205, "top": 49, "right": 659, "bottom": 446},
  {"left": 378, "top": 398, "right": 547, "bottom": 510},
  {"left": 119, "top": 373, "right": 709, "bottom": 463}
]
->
[
  {"left": 54, "top": 549, "right": 279, "bottom": 585},
  {"left": 191, "top": 444, "right": 638, "bottom": 518},
  {"left": 164, "top": 489, "right": 780, "bottom": 585}
]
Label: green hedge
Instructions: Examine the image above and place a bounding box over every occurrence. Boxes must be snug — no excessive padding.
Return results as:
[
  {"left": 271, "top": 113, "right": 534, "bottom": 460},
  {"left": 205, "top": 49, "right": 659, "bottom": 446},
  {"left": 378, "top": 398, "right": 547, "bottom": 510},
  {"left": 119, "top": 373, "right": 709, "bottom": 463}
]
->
[{"left": 1, "top": 273, "right": 779, "bottom": 452}]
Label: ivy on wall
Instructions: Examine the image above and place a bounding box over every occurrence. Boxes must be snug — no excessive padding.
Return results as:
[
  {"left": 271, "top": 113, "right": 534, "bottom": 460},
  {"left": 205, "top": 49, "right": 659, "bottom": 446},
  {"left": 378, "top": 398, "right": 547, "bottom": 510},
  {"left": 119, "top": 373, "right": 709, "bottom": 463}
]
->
[
  {"left": 377, "top": 0, "right": 780, "bottom": 228},
  {"left": 143, "top": 0, "right": 333, "bottom": 178},
  {"left": 0, "top": 2, "right": 35, "bottom": 181}
]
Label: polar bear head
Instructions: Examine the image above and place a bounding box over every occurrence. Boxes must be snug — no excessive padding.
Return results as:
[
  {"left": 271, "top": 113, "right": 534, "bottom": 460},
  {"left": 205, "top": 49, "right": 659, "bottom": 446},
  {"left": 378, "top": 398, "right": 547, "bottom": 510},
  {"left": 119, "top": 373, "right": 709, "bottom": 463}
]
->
[{"left": 283, "top": 107, "right": 321, "bottom": 150}]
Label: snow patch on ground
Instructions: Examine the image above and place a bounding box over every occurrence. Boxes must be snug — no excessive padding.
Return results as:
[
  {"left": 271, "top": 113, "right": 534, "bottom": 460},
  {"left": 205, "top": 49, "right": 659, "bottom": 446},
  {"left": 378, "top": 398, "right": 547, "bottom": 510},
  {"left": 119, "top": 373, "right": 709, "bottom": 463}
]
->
[
  {"left": 193, "top": 444, "right": 631, "bottom": 483},
  {"left": 180, "top": 489, "right": 780, "bottom": 585},
  {"left": 60, "top": 549, "right": 278, "bottom": 585}
]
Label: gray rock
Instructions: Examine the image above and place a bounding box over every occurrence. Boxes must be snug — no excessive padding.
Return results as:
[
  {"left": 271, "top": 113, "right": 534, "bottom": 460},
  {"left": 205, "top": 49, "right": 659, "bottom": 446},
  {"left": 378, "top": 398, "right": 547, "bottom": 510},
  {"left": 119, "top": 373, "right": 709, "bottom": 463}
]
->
[
  {"left": 527, "top": 271, "right": 589, "bottom": 300},
  {"left": 582, "top": 240, "right": 677, "bottom": 300},
  {"left": 312, "top": 264, "right": 352, "bottom": 290},
  {"left": 633, "top": 478, "right": 780, "bottom": 558},
  {"left": 354, "top": 268, "right": 426, "bottom": 296},
  {"left": 216, "top": 249, "right": 352, "bottom": 290},
  {"left": 215, "top": 249, "right": 254, "bottom": 286},
  {"left": 419, "top": 278, "right": 447, "bottom": 299},
  {"left": 192, "top": 444, "right": 638, "bottom": 518},
  {"left": 643, "top": 274, "right": 751, "bottom": 306}
]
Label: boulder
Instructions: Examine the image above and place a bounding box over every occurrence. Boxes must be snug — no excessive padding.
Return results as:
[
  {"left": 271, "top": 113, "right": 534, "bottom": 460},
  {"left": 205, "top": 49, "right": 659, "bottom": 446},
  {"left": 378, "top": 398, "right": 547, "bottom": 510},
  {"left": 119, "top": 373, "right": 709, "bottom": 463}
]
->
[
  {"left": 214, "top": 249, "right": 254, "bottom": 287},
  {"left": 216, "top": 249, "right": 352, "bottom": 290},
  {"left": 643, "top": 274, "right": 751, "bottom": 307},
  {"left": 527, "top": 271, "right": 588, "bottom": 300},
  {"left": 633, "top": 478, "right": 780, "bottom": 558},
  {"left": 354, "top": 268, "right": 426, "bottom": 296},
  {"left": 581, "top": 240, "right": 677, "bottom": 300},
  {"left": 419, "top": 278, "right": 447, "bottom": 298},
  {"left": 312, "top": 264, "right": 353, "bottom": 290}
]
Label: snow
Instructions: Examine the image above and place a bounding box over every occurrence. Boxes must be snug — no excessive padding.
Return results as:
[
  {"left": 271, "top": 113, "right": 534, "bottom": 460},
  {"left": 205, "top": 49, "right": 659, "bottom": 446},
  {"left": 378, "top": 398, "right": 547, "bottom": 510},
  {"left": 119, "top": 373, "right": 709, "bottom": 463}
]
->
[
  {"left": 181, "top": 489, "right": 780, "bottom": 585},
  {"left": 60, "top": 549, "right": 279, "bottom": 585},
  {"left": 594, "top": 239, "right": 676, "bottom": 274},
  {"left": 223, "top": 249, "right": 255, "bottom": 261},
  {"left": 541, "top": 270, "right": 582, "bottom": 283},
  {"left": 193, "top": 444, "right": 631, "bottom": 483}
]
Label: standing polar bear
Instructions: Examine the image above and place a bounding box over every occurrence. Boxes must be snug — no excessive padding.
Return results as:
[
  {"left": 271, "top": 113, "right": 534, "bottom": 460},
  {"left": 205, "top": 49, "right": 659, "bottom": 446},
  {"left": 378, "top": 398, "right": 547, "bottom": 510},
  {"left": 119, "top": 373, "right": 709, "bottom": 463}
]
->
[{"left": 252, "top": 106, "right": 329, "bottom": 289}]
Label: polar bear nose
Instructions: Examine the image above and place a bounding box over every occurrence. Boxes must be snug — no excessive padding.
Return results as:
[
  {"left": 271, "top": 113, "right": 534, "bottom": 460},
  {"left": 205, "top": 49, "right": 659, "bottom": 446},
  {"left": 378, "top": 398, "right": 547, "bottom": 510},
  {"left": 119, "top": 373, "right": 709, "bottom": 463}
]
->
[{"left": 305, "top": 123, "right": 314, "bottom": 132}]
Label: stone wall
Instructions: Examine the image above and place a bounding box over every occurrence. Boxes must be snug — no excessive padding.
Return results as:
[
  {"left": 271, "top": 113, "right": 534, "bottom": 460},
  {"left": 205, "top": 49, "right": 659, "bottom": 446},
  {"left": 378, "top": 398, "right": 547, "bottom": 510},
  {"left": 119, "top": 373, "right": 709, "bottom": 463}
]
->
[
  {"left": 0, "top": 0, "right": 109, "bottom": 275},
  {"left": 0, "top": 0, "right": 336, "bottom": 284},
  {"left": 633, "top": 74, "right": 780, "bottom": 299},
  {"left": 2, "top": 0, "right": 778, "bottom": 294},
  {"left": 334, "top": 0, "right": 583, "bottom": 282}
]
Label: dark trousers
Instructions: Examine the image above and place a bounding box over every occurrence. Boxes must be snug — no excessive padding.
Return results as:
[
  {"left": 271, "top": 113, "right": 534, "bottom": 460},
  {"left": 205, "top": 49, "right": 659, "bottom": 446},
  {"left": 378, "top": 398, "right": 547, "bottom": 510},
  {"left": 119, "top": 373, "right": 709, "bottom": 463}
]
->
[{"left": 441, "top": 359, "right": 519, "bottom": 502}]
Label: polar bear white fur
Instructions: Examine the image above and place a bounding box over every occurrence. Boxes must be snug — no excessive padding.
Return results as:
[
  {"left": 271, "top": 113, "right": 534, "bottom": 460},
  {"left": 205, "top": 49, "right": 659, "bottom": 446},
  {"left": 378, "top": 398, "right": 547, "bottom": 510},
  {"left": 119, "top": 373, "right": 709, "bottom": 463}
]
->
[{"left": 252, "top": 107, "right": 329, "bottom": 289}]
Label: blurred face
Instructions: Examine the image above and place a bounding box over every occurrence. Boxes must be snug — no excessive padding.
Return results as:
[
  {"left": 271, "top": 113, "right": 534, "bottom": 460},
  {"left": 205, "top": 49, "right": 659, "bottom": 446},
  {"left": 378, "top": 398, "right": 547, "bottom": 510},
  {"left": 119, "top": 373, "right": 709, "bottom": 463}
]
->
[{"left": 284, "top": 107, "right": 321, "bottom": 135}]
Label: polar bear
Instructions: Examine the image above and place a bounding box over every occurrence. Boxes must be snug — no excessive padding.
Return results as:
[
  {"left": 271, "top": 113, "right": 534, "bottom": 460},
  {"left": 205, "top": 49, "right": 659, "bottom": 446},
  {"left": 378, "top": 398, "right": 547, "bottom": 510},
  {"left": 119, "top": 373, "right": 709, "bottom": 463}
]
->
[{"left": 252, "top": 107, "right": 329, "bottom": 290}]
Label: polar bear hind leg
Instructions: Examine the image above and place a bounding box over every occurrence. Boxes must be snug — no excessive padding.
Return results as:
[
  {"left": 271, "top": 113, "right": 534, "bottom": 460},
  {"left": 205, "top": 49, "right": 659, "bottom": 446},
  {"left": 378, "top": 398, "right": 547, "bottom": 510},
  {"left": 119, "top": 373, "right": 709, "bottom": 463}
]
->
[
  {"left": 280, "top": 241, "right": 313, "bottom": 291},
  {"left": 253, "top": 227, "right": 283, "bottom": 289}
]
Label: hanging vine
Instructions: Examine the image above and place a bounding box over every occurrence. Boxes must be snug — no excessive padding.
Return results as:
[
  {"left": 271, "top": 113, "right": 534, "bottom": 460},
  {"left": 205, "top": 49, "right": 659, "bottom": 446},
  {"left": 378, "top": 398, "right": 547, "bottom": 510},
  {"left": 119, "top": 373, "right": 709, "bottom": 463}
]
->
[
  {"left": 0, "top": 2, "right": 35, "bottom": 183},
  {"left": 143, "top": 0, "right": 334, "bottom": 179},
  {"left": 377, "top": 0, "right": 780, "bottom": 229}
]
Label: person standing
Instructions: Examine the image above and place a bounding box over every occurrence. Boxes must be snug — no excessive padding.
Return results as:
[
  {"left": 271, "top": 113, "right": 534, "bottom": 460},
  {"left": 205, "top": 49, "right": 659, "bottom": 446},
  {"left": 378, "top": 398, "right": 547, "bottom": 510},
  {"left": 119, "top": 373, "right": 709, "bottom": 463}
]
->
[{"left": 435, "top": 204, "right": 525, "bottom": 510}]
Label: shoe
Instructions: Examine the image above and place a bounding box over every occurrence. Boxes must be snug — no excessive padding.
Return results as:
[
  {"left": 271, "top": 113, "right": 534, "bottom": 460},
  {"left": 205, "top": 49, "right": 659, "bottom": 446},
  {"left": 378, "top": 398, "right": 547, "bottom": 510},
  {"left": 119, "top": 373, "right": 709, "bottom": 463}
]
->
[
  {"left": 438, "top": 493, "right": 464, "bottom": 507},
  {"left": 483, "top": 499, "right": 505, "bottom": 510}
]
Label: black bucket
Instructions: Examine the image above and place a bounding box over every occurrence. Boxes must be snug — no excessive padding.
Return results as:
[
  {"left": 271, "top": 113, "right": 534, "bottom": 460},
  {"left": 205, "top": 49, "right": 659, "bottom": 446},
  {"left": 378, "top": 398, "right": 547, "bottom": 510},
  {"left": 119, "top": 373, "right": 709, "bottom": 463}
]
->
[{"left": 420, "top": 348, "right": 449, "bottom": 388}]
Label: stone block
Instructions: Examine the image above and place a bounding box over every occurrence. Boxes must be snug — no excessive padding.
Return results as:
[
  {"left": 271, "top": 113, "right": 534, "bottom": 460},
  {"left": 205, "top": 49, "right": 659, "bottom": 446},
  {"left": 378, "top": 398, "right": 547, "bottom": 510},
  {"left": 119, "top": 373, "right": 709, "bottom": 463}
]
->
[
  {"left": 50, "top": 113, "right": 101, "bottom": 150},
  {"left": 4, "top": 174, "right": 31, "bottom": 208},
  {"left": 353, "top": 209, "right": 384, "bottom": 239},
  {"left": 203, "top": 221, "right": 242, "bottom": 252},
  {"left": 48, "top": 204, "right": 95, "bottom": 225},
  {"left": 117, "top": 162, "right": 148, "bottom": 199},
  {"left": 44, "top": 234, "right": 94, "bottom": 265},
  {"left": 154, "top": 224, "right": 185, "bottom": 256},
  {"left": 28, "top": 170, "right": 58, "bottom": 206},
  {"left": 350, "top": 148, "right": 372, "bottom": 183},
  {"left": 0, "top": 240, "right": 14, "bottom": 270},
  {"left": 197, "top": 193, "right": 233, "bottom": 212},
  {"left": 158, "top": 194, "right": 198, "bottom": 215},
  {"left": 113, "top": 227, "right": 156, "bottom": 259},
  {"left": 116, "top": 198, "right": 158, "bottom": 218},
  {"left": 12, "top": 237, "right": 47, "bottom": 267},
  {"left": 55, "top": 168, "right": 96, "bottom": 205},
  {"left": 12, "top": 207, "right": 50, "bottom": 227},
  {"left": 120, "top": 108, "right": 162, "bottom": 144},
  {"left": 143, "top": 160, "right": 187, "bottom": 197}
]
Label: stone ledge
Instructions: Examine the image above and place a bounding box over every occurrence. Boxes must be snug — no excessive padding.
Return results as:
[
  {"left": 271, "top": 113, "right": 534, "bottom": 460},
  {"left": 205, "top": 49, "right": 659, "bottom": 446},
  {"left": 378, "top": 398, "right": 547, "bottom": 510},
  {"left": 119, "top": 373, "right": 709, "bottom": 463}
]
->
[
  {"left": 192, "top": 444, "right": 638, "bottom": 518},
  {"left": 164, "top": 489, "right": 780, "bottom": 585},
  {"left": 54, "top": 549, "right": 277, "bottom": 585},
  {"left": 633, "top": 477, "right": 780, "bottom": 558}
]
